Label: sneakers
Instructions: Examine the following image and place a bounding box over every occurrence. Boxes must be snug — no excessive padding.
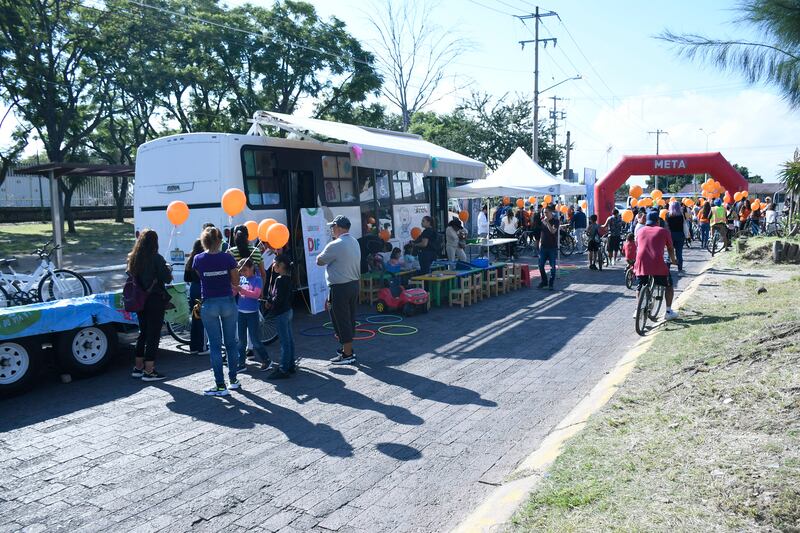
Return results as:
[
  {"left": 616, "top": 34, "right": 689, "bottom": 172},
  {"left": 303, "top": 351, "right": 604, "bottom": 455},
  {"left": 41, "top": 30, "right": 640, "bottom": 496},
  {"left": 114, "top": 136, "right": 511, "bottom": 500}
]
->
[
  {"left": 131, "top": 367, "right": 144, "bottom": 378},
  {"left": 228, "top": 379, "right": 242, "bottom": 390},
  {"left": 266, "top": 368, "right": 291, "bottom": 380},
  {"left": 330, "top": 353, "right": 356, "bottom": 365},
  {"left": 589, "top": 264, "right": 598, "bottom": 270},
  {"left": 141, "top": 369, "right": 166, "bottom": 382},
  {"left": 204, "top": 384, "right": 229, "bottom": 396},
  {"left": 664, "top": 309, "right": 679, "bottom": 321}
]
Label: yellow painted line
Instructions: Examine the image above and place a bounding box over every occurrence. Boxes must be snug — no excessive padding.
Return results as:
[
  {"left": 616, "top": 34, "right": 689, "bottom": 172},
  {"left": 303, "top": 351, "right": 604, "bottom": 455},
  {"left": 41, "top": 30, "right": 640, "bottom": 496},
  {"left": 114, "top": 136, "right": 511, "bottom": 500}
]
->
[{"left": 451, "top": 260, "right": 714, "bottom": 533}]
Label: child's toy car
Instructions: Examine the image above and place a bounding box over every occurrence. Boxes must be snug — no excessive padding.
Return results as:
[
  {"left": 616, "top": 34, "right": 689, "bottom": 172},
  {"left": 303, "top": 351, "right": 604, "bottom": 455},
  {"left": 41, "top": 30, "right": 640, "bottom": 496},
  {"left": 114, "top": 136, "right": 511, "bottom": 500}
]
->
[{"left": 376, "top": 279, "right": 429, "bottom": 316}]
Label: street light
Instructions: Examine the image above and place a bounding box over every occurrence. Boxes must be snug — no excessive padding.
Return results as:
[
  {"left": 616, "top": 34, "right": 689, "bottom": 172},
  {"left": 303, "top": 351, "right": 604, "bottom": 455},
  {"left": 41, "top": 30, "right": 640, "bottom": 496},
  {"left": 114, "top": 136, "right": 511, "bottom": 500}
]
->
[
  {"left": 698, "top": 128, "right": 716, "bottom": 196},
  {"left": 533, "top": 75, "right": 582, "bottom": 162},
  {"left": 541, "top": 74, "right": 582, "bottom": 94}
]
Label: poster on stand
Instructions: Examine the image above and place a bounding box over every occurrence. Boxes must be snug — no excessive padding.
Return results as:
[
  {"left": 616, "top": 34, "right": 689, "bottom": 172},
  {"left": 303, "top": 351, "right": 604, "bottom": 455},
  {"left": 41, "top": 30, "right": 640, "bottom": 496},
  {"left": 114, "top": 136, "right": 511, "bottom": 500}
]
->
[
  {"left": 392, "top": 203, "right": 430, "bottom": 246},
  {"left": 300, "top": 208, "right": 332, "bottom": 315},
  {"left": 584, "top": 168, "right": 597, "bottom": 216}
]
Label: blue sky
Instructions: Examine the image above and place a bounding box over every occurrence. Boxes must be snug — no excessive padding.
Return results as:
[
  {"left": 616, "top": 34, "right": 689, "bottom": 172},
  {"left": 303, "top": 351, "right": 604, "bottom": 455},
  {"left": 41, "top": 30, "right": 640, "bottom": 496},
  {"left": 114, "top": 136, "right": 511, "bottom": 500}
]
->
[
  {"left": 266, "top": 0, "right": 799, "bottom": 183},
  {"left": 4, "top": 0, "right": 797, "bottom": 183}
]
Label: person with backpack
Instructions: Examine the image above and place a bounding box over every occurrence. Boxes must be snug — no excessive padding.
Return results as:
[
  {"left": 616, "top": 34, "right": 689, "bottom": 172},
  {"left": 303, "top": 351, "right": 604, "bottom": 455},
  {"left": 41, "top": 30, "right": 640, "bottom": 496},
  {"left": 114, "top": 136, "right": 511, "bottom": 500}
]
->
[
  {"left": 127, "top": 229, "right": 172, "bottom": 382},
  {"left": 601, "top": 209, "right": 623, "bottom": 264},
  {"left": 585, "top": 214, "right": 602, "bottom": 270},
  {"left": 413, "top": 216, "right": 439, "bottom": 274}
]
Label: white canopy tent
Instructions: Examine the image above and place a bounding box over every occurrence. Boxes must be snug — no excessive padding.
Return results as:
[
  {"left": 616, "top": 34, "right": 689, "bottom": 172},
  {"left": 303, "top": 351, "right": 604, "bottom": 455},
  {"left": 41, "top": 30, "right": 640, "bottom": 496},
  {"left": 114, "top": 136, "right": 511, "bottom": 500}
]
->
[
  {"left": 447, "top": 147, "right": 583, "bottom": 198},
  {"left": 247, "top": 111, "right": 486, "bottom": 180}
]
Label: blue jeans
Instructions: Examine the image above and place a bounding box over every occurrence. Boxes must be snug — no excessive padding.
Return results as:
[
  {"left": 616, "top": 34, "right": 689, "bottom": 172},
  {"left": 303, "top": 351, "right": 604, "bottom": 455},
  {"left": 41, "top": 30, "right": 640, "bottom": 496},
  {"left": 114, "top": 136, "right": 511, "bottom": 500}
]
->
[
  {"left": 750, "top": 220, "right": 760, "bottom": 235},
  {"left": 538, "top": 247, "right": 557, "bottom": 286},
  {"left": 274, "top": 309, "right": 295, "bottom": 373},
  {"left": 201, "top": 296, "right": 239, "bottom": 385},
  {"left": 671, "top": 231, "right": 685, "bottom": 271},
  {"left": 700, "top": 222, "right": 710, "bottom": 248},
  {"left": 238, "top": 311, "right": 268, "bottom": 365},
  {"left": 189, "top": 282, "right": 206, "bottom": 353}
]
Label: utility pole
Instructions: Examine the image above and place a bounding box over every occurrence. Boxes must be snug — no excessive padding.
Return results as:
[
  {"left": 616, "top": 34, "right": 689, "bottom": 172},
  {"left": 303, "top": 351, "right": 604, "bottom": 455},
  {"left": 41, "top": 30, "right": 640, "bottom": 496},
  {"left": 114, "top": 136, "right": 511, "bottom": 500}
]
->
[
  {"left": 517, "top": 7, "right": 558, "bottom": 163},
  {"left": 648, "top": 129, "right": 668, "bottom": 190},
  {"left": 564, "top": 130, "right": 571, "bottom": 182},
  {"left": 549, "top": 96, "right": 565, "bottom": 173}
]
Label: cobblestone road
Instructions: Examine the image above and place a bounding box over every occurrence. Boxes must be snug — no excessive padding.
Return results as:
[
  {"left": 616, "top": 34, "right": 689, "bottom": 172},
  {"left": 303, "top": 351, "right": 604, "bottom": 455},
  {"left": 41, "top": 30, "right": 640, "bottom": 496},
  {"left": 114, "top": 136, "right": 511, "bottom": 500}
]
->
[{"left": 1, "top": 248, "right": 708, "bottom": 532}]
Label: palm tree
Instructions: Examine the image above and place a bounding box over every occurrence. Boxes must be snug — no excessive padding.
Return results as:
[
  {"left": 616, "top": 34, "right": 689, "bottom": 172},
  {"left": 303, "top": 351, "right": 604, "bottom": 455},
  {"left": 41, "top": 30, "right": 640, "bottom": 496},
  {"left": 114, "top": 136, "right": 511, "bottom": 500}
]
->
[
  {"left": 778, "top": 149, "right": 800, "bottom": 235},
  {"left": 659, "top": 0, "right": 800, "bottom": 108}
]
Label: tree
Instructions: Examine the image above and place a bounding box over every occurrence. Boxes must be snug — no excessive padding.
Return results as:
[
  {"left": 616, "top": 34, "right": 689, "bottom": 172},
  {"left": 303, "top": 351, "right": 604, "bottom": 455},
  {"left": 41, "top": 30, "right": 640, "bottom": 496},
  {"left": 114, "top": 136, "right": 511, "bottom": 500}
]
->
[
  {"left": 368, "top": 0, "right": 468, "bottom": 131},
  {"left": 778, "top": 149, "right": 800, "bottom": 235},
  {"left": 733, "top": 163, "right": 764, "bottom": 183},
  {"left": 0, "top": 0, "right": 109, "bottom": 233},
  {"left": 659, "top": 0, "right": 800, "bottom": 108},
  {"left": 0, "top": 105, "right": 30, "bottom": 189}
]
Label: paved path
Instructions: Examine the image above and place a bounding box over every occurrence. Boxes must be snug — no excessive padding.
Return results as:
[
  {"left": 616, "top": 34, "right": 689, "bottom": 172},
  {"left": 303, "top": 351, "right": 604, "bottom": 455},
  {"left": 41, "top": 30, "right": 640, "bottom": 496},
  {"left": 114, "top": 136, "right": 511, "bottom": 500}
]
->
[{"left": 0, "top": 247, "right": 709, "bottom": 532}]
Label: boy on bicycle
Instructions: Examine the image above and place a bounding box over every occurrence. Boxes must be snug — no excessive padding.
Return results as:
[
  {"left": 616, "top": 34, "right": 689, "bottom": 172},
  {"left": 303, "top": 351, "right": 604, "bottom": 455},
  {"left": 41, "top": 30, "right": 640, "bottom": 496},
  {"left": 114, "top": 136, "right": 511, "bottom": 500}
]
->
[{"left": 636, "top": 210, "right": 679, "bottom": 321}]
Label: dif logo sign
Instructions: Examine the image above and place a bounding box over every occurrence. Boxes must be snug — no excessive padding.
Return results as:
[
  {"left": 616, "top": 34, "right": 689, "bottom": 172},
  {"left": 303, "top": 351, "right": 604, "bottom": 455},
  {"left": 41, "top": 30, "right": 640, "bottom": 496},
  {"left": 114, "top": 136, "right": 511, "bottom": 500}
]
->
[{"left": 306, "top": 224, "right": 322, "bottom": 255}]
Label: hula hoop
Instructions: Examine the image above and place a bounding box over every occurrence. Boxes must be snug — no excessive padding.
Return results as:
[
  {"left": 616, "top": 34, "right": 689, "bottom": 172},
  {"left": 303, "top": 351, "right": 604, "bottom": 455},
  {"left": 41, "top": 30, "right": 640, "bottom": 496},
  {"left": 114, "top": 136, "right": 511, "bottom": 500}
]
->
[
  {"left": 365, "top": 314, "right": 403, "bottom": 324},
  {"left": 377, "top": 325, "right": 418, "bottom": 336},
  {"left": 353, "top": 327, "right": 377, "bottom": 341},
  {"left": 300, "top": 326, "right": 334, "bottom": 337},
  {"left": 323, "top": 320, "right": 362, "bottom": 330}
]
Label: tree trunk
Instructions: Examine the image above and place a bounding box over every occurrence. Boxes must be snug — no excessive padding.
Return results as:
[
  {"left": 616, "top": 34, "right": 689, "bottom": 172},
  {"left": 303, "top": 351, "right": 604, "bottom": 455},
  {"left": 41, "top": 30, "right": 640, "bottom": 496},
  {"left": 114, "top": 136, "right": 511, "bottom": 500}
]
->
[
  {"left": 112, "top": 176, "right": 128, "bottom": 223},
  {"left": 63, "top": 186, "right": 76, "bottom": 234}
]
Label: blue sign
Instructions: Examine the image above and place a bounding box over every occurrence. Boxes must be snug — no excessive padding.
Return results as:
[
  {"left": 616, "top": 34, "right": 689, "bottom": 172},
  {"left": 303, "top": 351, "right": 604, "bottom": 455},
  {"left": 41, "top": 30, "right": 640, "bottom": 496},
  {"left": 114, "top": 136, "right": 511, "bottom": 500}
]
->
[{"left": 584, "top": 168, "right": 597, "bottom": 216}]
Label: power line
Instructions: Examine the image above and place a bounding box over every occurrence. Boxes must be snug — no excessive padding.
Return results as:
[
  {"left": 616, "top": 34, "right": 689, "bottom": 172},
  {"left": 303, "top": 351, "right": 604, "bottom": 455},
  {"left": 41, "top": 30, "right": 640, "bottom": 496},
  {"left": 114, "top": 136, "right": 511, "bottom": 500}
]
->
[{"left": 465, "top": 0, "right": 517, "bottom": 17}]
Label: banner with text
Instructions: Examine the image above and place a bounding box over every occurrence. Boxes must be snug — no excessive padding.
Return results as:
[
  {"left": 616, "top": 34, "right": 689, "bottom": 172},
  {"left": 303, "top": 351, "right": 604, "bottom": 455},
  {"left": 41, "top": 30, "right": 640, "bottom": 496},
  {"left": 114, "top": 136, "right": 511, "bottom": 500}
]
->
[
  {"left": 300, "top": 208, "right": 332, "bottom": 315},
  {"left": 584, "top": 168, "right": 597, "bottom": 216}
]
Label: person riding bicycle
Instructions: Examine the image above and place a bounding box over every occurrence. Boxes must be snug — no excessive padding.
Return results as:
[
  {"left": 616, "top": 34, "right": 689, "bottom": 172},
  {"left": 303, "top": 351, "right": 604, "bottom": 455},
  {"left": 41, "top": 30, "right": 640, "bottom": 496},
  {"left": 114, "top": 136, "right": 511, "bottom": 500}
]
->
[
  {"left": 710, "top": 198, "right": 730, "bottom": 250},
  {"left": 635, "top": 210, "right": 679, "bottom": 321}
]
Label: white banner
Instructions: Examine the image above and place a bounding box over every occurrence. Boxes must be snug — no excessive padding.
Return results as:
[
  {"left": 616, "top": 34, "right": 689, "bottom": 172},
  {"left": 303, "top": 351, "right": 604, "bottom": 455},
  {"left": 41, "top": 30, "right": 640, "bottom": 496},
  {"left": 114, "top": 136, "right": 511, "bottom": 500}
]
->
[
  {"left": 300, "top": 208, "right": 332, "bottom": 315},
  {"left": 392, "top": 203, "right": 430, "bottom": 246}
]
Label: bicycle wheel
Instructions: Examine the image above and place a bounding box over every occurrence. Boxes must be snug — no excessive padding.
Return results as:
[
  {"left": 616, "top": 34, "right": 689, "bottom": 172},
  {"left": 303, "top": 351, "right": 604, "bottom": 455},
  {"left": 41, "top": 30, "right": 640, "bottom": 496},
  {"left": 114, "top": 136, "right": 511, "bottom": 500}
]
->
[
  {"left": 635, "top": 286, "right": 650, "bottom": 336},
  {"left": 707, "top": 232, "right": 723, "bottom": 256},
  {"left": 166, "top": 320, "right": 191, "bottom": 344},
  {"left": 0, "top": 284, "right": 9, "bottom": 308},
  {"left": 560, "top": 236, "right": 575, "bottom": 256},
  {"left": 38, "top": 269, "right": 91, "bottom": 302},
  {"left": 648, "top": 286, "right": 664, "bottom": 320},
  {"left": 625, "top": 268, "right": 635, "bottom": 290},
  {"left": 259, "top": 310, "right": 279, "bottom": 346}
]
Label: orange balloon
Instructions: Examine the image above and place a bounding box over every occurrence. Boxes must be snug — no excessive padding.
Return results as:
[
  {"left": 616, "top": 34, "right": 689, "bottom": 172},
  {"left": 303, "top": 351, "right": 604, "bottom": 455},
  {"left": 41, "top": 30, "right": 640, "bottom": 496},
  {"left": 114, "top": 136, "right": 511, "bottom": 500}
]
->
[
  {"left": 630, "top": 198, "right": 638, "bottom": 208},
  {"left": 621, "top": 209, "right": 634, "bottom": 223},
  {"left": 257, "top": 218, "right": 277, "bottom": 242},
  {"left": 580, "top": 200, "right": 588, "bottom": 210},
  {"left": 742, "top": 190, "right": 749, "bottom": 198},
  {"left": 659, "top": 209, "right": 667, "bottom": 221},
  {"left": 166, "top": 201, "right": 189, "bottom": 226},
  {"left": 502, "top": 196, "right": 511, "bottom": 205},
  {"left": 544, "top": 194, "right": 553, "bottom": 204},
  {"left": 222, "top": 188, "right": 246, "bottom": 217},
  {"left": 561, "top": 205, "right": 569, "bottom": 214},
  {"left": 244, "top": 220, "right": 258, "bottom": 240},
  {"left": 266, "top": 223, "right": 290, "bottom": 249},
  {"left": 651, "top": 189, "right": 663, "bottom": 200},
  {"left": 657, "top": 198, "right": 666, "bottom": 207},
  {"left": 379, "top": 229, "right": 391, "bottom": 242},
  {"left": 516, "top": 198, "right": 525, "bottom": 209},
  {"left": 751, "top": 200, "right": 761, "bottom": 210},
  {"left": 528, "top": 196, "right": 536, "bottom": 205},
  {"left": 410, "top": 227, "right": 422, "bottom": 239},
  {"left": 733, "top": 191, "right": 743, "bottom": 202},
  {"left": 458, "top": 210, "right": 469, "bottom": 222}
]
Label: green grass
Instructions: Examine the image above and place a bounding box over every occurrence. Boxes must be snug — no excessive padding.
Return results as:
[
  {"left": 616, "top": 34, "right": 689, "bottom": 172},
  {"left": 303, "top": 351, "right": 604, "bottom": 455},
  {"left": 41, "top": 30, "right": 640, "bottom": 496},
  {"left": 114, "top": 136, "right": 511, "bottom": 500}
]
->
[
  {"left": 0, "top": 219, "right": 134, "bottom": 259},
  {"left": 511, "top": 254, "right": 800, "bottom": 532}
]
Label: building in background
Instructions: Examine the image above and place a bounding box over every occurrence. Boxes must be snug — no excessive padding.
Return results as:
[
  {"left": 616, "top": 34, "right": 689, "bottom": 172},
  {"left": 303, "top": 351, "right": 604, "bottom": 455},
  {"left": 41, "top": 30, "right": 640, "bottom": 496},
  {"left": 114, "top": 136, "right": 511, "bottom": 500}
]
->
[{"left": 0, "top": 171, "right": 132, "bottom": 208}]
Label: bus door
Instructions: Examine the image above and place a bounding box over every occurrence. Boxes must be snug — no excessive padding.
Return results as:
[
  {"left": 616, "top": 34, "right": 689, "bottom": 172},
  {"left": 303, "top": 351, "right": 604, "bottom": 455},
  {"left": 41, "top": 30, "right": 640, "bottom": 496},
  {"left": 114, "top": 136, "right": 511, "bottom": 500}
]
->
[{"left": 285, "top": 170, "right": 316, "bottom": 286}]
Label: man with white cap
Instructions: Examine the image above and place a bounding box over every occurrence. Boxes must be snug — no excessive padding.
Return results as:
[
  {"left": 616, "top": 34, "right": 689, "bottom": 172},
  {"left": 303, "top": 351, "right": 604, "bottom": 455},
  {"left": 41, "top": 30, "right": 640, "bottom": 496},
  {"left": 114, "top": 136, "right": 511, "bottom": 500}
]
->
[{"left": 317, "top": 215, "right": 361, "bottom": 365}]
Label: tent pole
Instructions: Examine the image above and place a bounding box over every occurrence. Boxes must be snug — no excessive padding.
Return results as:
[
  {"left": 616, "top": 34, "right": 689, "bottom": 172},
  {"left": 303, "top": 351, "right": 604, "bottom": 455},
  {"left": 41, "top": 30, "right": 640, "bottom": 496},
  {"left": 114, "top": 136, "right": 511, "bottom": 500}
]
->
[{"left": 49, "top": 169, "right": 63, "bottom": 268}]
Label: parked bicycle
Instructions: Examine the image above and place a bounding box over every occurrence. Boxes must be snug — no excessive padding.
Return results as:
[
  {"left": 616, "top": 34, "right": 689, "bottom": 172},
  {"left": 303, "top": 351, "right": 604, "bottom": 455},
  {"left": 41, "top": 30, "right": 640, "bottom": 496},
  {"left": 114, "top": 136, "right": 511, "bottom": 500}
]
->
[
  {"left": 162, "top": 299, "right": 278, "bottom": 347},
  {"left": 559, "top": 226, "right": 576, "bottom": 256},
  {"left": 0, "top": 240, "right": 91, "bottom": 307}
]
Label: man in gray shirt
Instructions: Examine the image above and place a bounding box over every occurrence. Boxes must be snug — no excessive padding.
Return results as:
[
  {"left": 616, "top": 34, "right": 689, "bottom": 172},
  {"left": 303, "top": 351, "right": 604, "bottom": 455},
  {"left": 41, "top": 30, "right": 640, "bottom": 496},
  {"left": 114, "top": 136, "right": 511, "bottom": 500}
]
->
[{"left": 317, "top": 215, "right": 361, "bottom": 365}]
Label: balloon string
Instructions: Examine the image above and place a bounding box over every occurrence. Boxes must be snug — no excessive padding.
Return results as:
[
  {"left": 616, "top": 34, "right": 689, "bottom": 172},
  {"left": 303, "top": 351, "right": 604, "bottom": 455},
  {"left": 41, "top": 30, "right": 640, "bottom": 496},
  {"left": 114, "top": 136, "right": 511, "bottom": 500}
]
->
[{"left": 167, "top": 225, "right": 176, "bottom": 254}]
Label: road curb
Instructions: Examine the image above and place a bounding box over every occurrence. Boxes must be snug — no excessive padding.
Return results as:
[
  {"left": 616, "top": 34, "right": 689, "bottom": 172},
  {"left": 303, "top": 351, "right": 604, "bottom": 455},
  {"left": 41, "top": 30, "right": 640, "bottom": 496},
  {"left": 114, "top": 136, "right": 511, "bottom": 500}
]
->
[{"left": 451, "top": 259, "right": 715, "bottom": 533}]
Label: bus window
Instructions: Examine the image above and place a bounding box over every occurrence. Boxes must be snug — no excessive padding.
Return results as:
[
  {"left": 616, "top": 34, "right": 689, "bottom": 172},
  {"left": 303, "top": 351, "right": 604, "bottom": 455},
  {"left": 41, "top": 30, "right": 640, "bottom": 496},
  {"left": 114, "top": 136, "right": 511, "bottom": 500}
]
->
[
  {"left": 322, "top": 155, "right": 356, "bottom": 204},
  {"left": 242, "top": 147, "right": 282, "bottom": 207}
]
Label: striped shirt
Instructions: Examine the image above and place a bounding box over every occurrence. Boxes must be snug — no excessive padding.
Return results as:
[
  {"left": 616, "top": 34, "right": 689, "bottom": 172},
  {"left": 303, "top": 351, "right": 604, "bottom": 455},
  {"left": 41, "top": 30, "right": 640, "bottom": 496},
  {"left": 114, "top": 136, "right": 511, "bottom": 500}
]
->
[{"left": 231, "top": 245, "right": 263, "bottom": 266}]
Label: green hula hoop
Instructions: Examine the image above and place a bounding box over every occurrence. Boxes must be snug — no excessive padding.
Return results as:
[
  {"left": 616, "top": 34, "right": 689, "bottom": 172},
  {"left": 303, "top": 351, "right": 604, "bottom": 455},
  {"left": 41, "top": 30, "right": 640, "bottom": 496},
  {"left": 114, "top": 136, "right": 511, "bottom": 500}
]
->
[
  {"left": 377, "top": 325, "right": 418, "bottom": 336},
  {"left": 323, "top": 320, "right": 361, "bottom": 329}
]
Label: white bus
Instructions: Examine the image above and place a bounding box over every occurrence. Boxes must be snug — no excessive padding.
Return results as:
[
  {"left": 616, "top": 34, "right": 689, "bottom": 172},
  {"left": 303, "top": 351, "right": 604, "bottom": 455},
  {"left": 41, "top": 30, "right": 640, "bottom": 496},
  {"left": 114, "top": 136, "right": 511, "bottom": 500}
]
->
[{"left": 134, "top": 112, "right": 486, "bottom": 282}]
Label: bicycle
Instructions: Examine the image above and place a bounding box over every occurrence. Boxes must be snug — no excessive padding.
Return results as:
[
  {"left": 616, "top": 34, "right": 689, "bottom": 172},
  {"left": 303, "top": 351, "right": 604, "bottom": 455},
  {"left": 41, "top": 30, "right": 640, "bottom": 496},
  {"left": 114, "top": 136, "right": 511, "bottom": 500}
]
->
[
  {"left": 559, "top": 226, "right": 576, "bottom": 256},
  {"left": 163, "top": 297, "right": 278, "bottom": 347},
  {"left": 0, "top": 240, "right": 90, "bottom": 307},
  {"left": 624, "top": 264, "right": 636, "bottom": 290},
  {"left": 635, "top": 275, "right": 666, "bottom": 336},
  {"left": 597, "top": 235, "right": 610, "bottom": 271},
  {"left": 706, "top": 226, "right": 727, "bottom": 256}
]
